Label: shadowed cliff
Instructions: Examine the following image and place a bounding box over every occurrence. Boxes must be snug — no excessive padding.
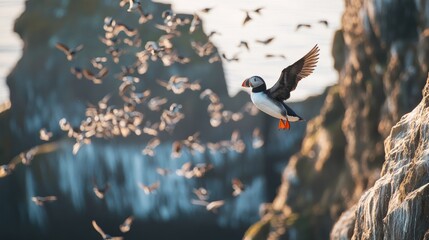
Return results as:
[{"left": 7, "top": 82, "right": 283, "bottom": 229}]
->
[
  {"left": 245, "top": 0, "right": 429, "bottom": 239},
  {"left": 332, "top": 75, "right": 429, "bottom": 239},
  {"left": 0, "top": 0, "right": 327, "bottom": 239}
]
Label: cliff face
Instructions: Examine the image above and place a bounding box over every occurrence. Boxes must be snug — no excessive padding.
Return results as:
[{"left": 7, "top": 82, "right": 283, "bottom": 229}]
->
[
  {"left": 0, "top": 0, "right": 327, "bottom": 239},
  {"left": 332, "top": 75, "right": 429, "bottom": 239},
  {"left": 245, "top": 0, "right": 429, "bottom": 239}
]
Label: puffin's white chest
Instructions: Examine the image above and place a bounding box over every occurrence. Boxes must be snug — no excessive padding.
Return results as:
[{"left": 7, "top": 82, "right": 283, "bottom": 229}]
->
[{"left": 251, "top": 92, "right": 286, "bottom": 120}]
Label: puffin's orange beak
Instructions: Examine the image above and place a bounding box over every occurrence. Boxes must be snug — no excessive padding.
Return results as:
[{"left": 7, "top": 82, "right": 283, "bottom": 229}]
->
[{"left": 242, "top": 78, "right": 251, "bottom": 88}]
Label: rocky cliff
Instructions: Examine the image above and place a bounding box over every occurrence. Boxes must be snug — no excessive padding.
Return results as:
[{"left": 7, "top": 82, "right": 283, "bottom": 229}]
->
[
  {"left": 331, "top": 75, "right": 429, "bottom": 240},
  {"left": 245, "top": 0, "right": 429, "bottom": 239},
  {"left": 0, "top": 0, "right": 326, "bottom": 239}
]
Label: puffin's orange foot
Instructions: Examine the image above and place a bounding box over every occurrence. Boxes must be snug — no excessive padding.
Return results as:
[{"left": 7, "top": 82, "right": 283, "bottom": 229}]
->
[{"left": 278, "top": 119, "right": 290, "bottom": 130}]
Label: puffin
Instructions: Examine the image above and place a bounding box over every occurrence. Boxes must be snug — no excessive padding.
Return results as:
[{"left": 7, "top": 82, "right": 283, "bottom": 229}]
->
[{"left": 241, "top": 44, "right": 319, "bottom": 130}]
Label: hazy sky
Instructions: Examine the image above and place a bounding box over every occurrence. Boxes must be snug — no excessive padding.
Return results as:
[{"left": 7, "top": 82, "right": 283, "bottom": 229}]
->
[
  {"left": 156, "top": 0, "right": 344, "bottom": 100},
  {"left": 0, "top": 0, "right": 344, "bottom": 103}
]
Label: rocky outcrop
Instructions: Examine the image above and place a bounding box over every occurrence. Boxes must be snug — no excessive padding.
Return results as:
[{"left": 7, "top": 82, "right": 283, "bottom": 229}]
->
[
  {"left": 332, "top": 75, "right": 429, "bottom": 239},
  {"left": 245, "top": 0, "right": 429, "bottom": 239}
]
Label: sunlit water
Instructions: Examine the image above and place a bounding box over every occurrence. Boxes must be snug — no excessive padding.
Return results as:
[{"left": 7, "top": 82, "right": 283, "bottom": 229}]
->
[{"left": 0, "top": 0, "right": 343, "bottom": 104}]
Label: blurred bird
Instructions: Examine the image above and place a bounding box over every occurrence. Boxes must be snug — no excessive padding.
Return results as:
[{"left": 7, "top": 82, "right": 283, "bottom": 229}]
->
[
  {"left": 139, "top": 181, "right": 160, "bottom": 194},
  {"left": 138, "top": 12, "right": 153, "bottom": 24},
  {"left": 191, "top": 199, "right": 225, "bottom": 213},
  {"left": 241, "top": 102, "right": 259, "bottom": 116},
  {"left": 70, "top": 67, "right": 84, "bottom": 79},
  {"left": 232, "top": 178, "right": 245, "bottom": 196},
  {"left": 189, "top": 14, "right": 201, "bottom": 33},
  {"left": 31, "top": 196, "right": 57, "bottom": 206},
  {"left": 193, "top": 187, "right": 209, "bottom": 201},
  {"left": 83, "top": 68, "right": 109, "bottom": 84},
  {"left": 119, "top": 216, "right": 134, "bottom": 233},
  {"left": 55, "top": 43, "right": 84, "bottom": 61},
  {"left": 208, "top": 54, "right": 221, "bottom": 63},
  {"left": 183, "top": 132, "right": 205, "bottom": 154},
  {"left": 242, "top": 11, "right": 252, "bottom": 26},
  {"left": 175, "top": 162, "right": 192, "bottom": 177},
  {"left": 93, "top": 181, "right": 110, "bottom": 199},
  {"left": 221, "top": 53, "right": 240, "bottom": 62},
  {"left": 92, "top": 220, "right": 123, "bottom": 240},
  {"left": 207, "top": 31, "right": 221, "bottom": 38},
  {"left": 0, "top": 164, "right": 14, "bottom": 178},
  {"left": 253, "top": 7, "right": 264, "bottom": 15},
  {"left": 229, "top": 130, "right": 245, "bottom": 153},
  {"left": 91, "top": 57, "right": 108, "bottom": 69},
  {"left": 156, "top": 168, "right": 171, "bottom": 176},
  {"left": 159, "top": 103, "right": 184, "bottom": 132},
  {"left": 119, "top": 0, "right": 128, "bottom": 7},
  {"left": 238, "top": 41, "right": 250, "bottom": 51},
  {"left": 142, "top": 137, "right": 160, "bottom": 156},
  {"left": 147, "top": 97, "right": 168, "bottom": 111},
  {"left": 199, "top": 7, "right": 213, "bottom": 13},
  {"left": 255, "top": 37, "right": 275, "bottom": 45},
  {"left": 252, "top": 128, "right": 264, "bottom": 148},
  {"left": 318, "top": 20, "right": 329, "bottom": 27},
  {"left": 191, "top": 41, "right": 214, "bottom": 57},
  {"left": 127, "top": 0, "right": 140, "bottom": 12},
  {"left": 241, "top": 45, "right": 319, "bottom": 130},
  {"left": 19, "top": 147, "right": 39, "bottom": 165},
  {"left": 39, "top": 128, "right": 53, "bottom": 141},
  {"left": 265, "top": 53, "right": 286, "bottom": 59},
  {"left": 99, "top": 36, "right": 120, "bottom": 47},
  {"left": 192, "top": 163, "right": 213, "bottom": 178},
  {"left": 157, "top": 76, "right": 200, "bottom": 94},
  {"left": 111, "top": 23, "right": 138, "bottom": 37},
  {"left": 296, "top": 23, "right": 312, "bottom": 31},
  {"left": 142, "top": 122, "right": 159, "bottom": 136},
  {"left": 171, "top": 141, "right": 182, "bottom": 158}
]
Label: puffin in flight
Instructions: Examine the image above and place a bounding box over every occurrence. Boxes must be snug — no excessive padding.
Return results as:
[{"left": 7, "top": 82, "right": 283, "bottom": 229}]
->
[{"left": 242, "top": 45, "right": 319, "bottom": 130}]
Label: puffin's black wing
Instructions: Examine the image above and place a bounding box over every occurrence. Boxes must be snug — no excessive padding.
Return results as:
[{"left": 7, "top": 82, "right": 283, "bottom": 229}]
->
[{"left": 268, "top": 44, "right": 319, "bottom": 101}]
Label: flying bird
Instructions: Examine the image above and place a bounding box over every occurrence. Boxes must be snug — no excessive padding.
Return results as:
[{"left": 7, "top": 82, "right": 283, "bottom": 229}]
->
[
  {"left": 193, "top": 187, "right": 209, "bottom": 201},
  {"left": 232, "top": 178, "right": 245, "bottom": 197},
  {"left": 253, "top": 7, "right": 264, "bottom": 15},
  {"left": 241, "top": 45, "right": 319, "bottom": 130},
  {"left": 0, "top": 164, "right": 14, "bottom": 178},
  {"left": 191, "top": 199, "right": 225, "bottom": 213},
  {"left": 199, "top": 7, "right": 213, "bottom": 13},
  {"left": 265, "top": 53, "right": 286, "bottom": 59},
  {"left": 31, "top": 196, "right": 57, "bottom": 206},
  {"left": 92, "top": 220, "right": 123, "bottom": 240},
  {"left": 189, "top": 14, "right": 201, "bottom": 33},
  {"left": 127, "top": 0, "right": 141, "bottom": 12},
  {"left": 296, "top": 23, "right": 312, "bottom": 31},
  {"left": 39, "top": 128, "right": 53, "bottom": 141},
  {"left": 255, "top": 37, "right": 275, "bottom": 45},
  {"left": 55, "top": 43, "right": 84, "bottom": 61},
  {"left": 237, "top": 41, "right": 250, "bottom": 51},
  {"left": 138, "top": 181, "right": 160, "bottom": 194},
  {"left": 70, "top": 67, "right": 83, "bottom": 79},
  {"left": 242, "top": 11, "right": 252, "bottom": 26},
  {"left": 119, "top": 216, "right": 134, "bottom": 233},
  {"left": 93, "top": 181, "right": 110, "bottom": 199},
  {"left": 318, "top": 20, "right": 329, "bottom": 27},
  {"left": 83, "top": 68, "right": 109, "bottom": 84},
  {"left": 221, "top": 53, "right": 240, "bottom": 62},
  {"left": 252, "top": 128, "right": 264, "bottom": 148},
  {"left": 207, "top": 31, "right": 221, "bottom": 38}
]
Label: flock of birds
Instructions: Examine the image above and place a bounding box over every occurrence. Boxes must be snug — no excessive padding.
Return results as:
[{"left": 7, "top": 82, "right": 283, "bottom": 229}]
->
[{"left": 0, "top": 0, "right": 327, "bottom": 238}]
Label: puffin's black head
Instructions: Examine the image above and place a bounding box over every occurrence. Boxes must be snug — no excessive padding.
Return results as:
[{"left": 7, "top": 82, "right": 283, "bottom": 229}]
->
[{"left": 242, "top": 76, "right": 265, "bottom": 88}]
